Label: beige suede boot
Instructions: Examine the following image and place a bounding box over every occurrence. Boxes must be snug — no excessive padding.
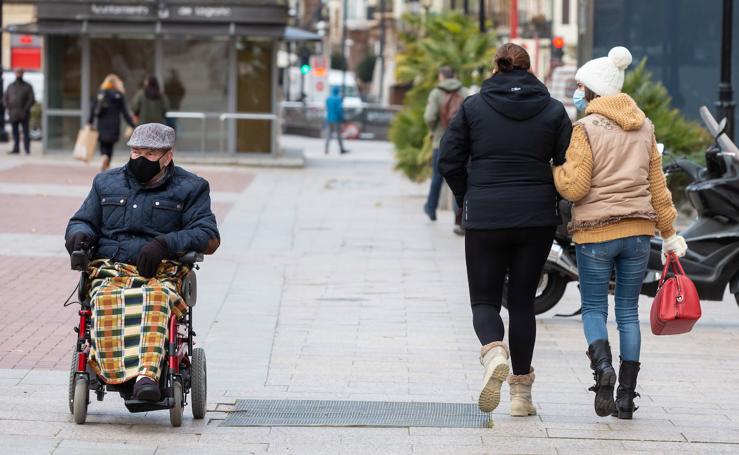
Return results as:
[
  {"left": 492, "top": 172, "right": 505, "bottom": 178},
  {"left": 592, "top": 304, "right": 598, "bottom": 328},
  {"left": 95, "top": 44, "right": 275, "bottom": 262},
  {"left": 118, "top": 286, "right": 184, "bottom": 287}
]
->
[
  {"left": 509, "top": 367, "right": 537, "bottom": 417},
  {"left": 478, "top": 341, "right": 510, "bottom": 413}
]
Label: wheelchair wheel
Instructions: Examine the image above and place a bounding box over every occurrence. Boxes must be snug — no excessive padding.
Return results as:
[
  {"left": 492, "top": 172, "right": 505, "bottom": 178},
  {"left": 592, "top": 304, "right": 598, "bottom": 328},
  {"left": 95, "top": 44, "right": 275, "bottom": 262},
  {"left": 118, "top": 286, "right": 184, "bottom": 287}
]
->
[
  {"left": 170, "top": 379, "right": 184, "bottom": 427},
  {"left": 73, "top": 376, "right": 89, "bottom": 424},
  {"left": 191, "top": 348, "right": 207, "bottom": 419},
  {"left": 68, "top": 348, "right": 78, "bottom": 414}
]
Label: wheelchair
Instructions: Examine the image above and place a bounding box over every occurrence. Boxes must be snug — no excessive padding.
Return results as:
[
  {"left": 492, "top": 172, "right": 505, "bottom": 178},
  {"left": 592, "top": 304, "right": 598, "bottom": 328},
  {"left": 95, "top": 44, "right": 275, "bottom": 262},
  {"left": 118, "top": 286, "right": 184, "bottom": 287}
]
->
[{"left": 68, "top": 249, "right": 207, "bottom": 427}]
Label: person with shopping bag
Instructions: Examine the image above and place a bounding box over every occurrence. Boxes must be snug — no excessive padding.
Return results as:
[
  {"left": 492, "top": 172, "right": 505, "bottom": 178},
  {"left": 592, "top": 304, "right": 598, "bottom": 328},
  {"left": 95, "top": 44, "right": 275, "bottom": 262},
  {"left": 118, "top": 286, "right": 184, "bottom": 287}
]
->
[
  {"left": 88, "top": 74, "right": 136, "bottom": 171},
  {"left": 553, "top": 46, "right": 688, "bottom": 419}
]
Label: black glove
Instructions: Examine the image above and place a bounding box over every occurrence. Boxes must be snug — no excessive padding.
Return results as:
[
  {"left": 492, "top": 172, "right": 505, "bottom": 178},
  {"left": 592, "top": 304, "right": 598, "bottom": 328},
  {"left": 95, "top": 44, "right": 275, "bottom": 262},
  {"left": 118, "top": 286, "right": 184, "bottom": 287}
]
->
[
  {"left": 136, "top": 238, "right": 169, "bottom": 278},
  {"left": 65, "top": 232, "right": 93, "bottom": 255}
]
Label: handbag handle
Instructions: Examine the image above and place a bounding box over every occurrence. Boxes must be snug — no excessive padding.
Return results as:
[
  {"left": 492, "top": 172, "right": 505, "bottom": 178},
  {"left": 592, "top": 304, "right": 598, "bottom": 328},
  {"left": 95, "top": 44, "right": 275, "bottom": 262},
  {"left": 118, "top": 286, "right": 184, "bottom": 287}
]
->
[{"left": 658, "top": 252, "right": 685, "bottom": 287}]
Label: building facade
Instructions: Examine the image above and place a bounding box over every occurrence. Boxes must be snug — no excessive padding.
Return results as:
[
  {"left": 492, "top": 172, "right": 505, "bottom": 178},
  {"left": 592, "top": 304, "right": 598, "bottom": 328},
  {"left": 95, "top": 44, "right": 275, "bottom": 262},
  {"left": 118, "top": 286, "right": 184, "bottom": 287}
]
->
[
  {"left": 5, "top": 0, "right": 317, "bottom": 155},
  {"left": 587, "top": 0, "right": 738, "bottom": 127}
]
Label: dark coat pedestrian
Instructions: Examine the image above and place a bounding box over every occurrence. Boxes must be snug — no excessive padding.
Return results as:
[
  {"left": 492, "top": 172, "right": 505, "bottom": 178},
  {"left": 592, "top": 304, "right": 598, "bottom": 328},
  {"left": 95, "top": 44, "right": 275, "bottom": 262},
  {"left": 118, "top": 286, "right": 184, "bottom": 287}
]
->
[
  {"left": 4, "top": 70, "right": 35, "bottom": 154},
  {"left": 88, "top": 75, "right": 136, "bottom": 170},
  {"left": 438, "top": 43, "right": 572, "bottom": 417},
  {"left": 4, "top": 72, "right": 35, "bottom": 123},
  {"left": 131, "top": 76, "right": 169, "bottom": 125}
]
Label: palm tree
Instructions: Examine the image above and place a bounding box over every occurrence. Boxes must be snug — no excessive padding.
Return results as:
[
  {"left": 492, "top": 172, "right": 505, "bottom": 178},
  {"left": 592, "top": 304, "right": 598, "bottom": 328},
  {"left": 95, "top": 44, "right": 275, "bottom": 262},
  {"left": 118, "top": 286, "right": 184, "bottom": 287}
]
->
[{"left": 391, "top": 11, "right": 496, "bottom": 182}]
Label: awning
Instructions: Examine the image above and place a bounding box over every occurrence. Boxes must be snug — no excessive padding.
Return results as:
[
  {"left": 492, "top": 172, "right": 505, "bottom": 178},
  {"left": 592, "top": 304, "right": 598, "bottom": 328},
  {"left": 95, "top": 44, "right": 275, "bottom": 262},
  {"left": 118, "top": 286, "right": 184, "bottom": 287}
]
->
[{"left": 5, "top": 21, "right": 322, "bottom": 41}]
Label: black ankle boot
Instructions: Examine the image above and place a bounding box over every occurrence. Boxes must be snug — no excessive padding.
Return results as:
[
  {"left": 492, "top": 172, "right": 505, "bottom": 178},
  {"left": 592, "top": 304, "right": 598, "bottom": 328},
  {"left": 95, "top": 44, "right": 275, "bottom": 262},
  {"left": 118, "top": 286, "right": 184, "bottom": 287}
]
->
[
  {"left": 587, "top": 339, "right": 617, "bottom": 417},
  {"left": 612, "top": 358, "right": 641, "bottom": 419}
]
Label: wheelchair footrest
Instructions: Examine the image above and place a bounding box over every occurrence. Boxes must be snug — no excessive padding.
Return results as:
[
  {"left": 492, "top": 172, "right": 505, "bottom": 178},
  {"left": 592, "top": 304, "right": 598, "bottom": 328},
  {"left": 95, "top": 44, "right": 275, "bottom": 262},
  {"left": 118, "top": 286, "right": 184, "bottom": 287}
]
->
[{"left": 124, "top": 398, "right": 174, "bottom": 413}]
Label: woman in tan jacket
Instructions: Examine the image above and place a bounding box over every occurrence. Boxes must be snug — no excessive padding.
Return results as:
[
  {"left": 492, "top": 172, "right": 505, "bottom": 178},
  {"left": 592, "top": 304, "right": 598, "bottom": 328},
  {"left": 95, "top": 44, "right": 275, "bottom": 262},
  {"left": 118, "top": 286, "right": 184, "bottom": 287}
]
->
[{"left": 553, "top": 46, "right": 687, "bottom": 420}]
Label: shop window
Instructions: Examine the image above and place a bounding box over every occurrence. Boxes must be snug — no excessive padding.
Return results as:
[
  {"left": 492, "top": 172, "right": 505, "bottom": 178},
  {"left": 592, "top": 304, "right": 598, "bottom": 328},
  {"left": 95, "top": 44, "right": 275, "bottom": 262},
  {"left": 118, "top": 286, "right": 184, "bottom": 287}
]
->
[
  {"left": 46, "top": 36, "right": 81, "bottom": 110},
  {"left": 89, "top": 38, "right": 155, "bottom": 107},
  {"left": 236, "top": 40, "right": 274, "bottom": 153},
  {"left": 162, "top": 38, "right": 229, "bottom": 152}
]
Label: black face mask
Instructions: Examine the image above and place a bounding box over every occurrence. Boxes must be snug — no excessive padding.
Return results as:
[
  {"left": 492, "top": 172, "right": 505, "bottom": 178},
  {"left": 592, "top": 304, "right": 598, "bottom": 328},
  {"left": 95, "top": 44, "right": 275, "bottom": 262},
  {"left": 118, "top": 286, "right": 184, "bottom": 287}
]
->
[{"left": 128, "top": 155, "right": 164, "bottom": 183}]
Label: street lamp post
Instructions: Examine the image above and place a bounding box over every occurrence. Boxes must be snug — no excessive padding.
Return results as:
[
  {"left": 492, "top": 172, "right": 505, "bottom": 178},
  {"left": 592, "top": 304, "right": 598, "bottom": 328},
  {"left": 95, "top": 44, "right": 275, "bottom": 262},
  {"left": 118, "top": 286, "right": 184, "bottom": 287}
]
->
[
  {"left": 0, "top": 0, "right": 7, "bottom": 142},
  {"left": 341, "top": 0, "right": 347, "bottom": 98},
  {"left": 378, "top": 0, "right": 385, "bottom": 105},
  {"left": 718, "top": 0, "right": 735, "bottom": 140},
  {"left": 479, "top": 0, "right": 486, "bottom": 32}
]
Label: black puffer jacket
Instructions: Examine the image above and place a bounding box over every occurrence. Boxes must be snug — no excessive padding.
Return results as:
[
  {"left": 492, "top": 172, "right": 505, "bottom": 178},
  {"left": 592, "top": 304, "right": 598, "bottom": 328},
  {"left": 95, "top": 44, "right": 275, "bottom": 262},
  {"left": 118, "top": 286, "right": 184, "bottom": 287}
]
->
[
  {"left": 88, "top": 89, "right": 135, "bottom": 144},
  {"left": 439, "top": 70, "right": 572, "bottom": 230}
]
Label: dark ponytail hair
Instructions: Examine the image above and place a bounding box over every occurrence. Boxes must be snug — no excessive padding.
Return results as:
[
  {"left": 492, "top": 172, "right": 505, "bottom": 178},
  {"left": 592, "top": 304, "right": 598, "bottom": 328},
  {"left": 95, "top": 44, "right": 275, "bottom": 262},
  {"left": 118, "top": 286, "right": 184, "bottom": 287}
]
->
[
  {"left": 493, "top": 43, "right": 531, "bottom": 75},
  {"left": 144, "top": 76, "right": 161, "bottom": 100}
]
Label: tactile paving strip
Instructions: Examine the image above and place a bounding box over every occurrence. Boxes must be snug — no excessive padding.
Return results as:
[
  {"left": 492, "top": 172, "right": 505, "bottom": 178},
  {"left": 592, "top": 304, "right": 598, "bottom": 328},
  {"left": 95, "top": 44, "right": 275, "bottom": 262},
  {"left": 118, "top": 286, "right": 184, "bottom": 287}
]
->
[{"left": 222, "top": 399, "right": 491, "bottom": 428}]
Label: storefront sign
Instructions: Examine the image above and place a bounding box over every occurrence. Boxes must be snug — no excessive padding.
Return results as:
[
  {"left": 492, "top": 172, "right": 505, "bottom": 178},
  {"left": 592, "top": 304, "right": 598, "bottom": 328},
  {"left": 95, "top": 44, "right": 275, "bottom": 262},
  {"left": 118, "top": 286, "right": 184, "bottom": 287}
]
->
[{"left": 38, "top": 2, "right": 286, "bottom": 25}]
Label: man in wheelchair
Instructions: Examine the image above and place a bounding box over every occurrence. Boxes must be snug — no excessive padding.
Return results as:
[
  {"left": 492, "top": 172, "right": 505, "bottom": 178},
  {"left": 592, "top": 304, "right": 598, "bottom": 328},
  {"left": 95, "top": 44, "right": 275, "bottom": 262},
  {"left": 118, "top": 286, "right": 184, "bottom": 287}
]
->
[{"left": 64, "top": 123, "right": 220, "bottom": 402}]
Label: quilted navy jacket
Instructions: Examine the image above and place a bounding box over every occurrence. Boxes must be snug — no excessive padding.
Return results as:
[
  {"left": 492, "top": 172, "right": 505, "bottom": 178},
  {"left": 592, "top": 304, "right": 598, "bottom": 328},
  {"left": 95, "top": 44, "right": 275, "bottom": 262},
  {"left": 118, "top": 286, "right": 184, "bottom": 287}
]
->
[{"left": 65, "top": 163, "right": 220, "bottom": 264}]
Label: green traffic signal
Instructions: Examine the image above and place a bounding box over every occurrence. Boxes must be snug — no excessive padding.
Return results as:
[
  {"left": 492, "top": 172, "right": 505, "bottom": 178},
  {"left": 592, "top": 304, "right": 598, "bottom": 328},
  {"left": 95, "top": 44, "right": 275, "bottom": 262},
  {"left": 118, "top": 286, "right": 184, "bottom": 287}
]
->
[{"left": 300, "top": 64, "right": 311, "bottom": 75}]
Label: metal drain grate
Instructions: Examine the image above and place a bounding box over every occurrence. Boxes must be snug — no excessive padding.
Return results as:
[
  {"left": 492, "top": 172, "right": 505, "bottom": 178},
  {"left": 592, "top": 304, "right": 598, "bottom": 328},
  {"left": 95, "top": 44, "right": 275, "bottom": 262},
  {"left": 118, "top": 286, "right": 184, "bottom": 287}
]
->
[{"left": 222, "top": 399, "right": 491, "bottom": 428}]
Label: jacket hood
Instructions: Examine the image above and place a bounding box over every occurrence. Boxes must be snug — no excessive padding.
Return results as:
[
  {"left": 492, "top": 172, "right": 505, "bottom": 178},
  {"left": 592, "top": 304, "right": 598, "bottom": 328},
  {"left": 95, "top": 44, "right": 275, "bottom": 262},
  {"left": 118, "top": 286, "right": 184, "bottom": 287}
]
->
[
  {"left": 585, "top": 93, "right": 645, "bottom": 131},
  {"left": 438, "top": 78, "right": 463, "bottom": 92},
  {"left": 479, "top": 70, "right": 551, "bottom": 120}
]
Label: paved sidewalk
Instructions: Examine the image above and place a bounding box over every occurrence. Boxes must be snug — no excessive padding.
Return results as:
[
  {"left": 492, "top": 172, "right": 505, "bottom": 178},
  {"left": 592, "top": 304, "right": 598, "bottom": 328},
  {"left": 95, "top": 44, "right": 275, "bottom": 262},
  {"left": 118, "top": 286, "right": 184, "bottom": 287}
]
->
[{"left": 0, "top": 136, "right": 738, "bottom": 454}]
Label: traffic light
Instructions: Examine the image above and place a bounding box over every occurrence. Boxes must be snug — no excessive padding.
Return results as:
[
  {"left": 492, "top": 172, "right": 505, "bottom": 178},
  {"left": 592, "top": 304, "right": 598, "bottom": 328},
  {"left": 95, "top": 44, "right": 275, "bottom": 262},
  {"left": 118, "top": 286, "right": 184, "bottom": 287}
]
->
[
  {"left": 551, "top": 36, "right": 565, "bottom": 61},
  {"left": 298, "top": 46, "right": 311, "bottom": 74}
]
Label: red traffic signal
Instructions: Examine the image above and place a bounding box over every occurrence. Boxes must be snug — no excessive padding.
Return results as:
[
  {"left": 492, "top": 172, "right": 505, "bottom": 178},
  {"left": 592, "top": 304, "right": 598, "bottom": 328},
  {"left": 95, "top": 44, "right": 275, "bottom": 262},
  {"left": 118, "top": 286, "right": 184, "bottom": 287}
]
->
[{"left": 552, "top": 36, "right": 565, "bottom": 49}]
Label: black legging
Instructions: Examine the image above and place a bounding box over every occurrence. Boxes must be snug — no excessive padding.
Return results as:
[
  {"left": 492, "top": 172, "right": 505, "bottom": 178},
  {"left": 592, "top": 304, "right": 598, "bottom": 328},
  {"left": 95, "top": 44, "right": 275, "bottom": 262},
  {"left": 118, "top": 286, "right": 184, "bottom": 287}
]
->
[
  {"left": 465, "top": 227, "right": 555, "bottom": 375},
  {"left": 99, "top": 141, "right": 115, "bottom": 158}
]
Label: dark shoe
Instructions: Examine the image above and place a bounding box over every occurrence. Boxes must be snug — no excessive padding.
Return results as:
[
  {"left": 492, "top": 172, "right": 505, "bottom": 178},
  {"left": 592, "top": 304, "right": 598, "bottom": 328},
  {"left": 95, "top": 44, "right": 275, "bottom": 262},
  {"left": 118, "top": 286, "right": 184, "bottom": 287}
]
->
[
  {"left": 340, "top": 149, "right": 350, "bottom": 154},
  {"left": 587, "top": 339, "right": 617, "bottom": 417},
  {"left": 612, "top": 358, "right": 641, "bottom": 419},
  {"left": 453, "top": 225, "right": 465, "bottom": 236},
  {"left": 133, "top": 376, "right": 161, "bottom": 402},
  {"left": 7, "top": 150, "right": 19, "bottom": 155},
  {"left": 423, "top": 204, "right": 437, "bottom": 221}
]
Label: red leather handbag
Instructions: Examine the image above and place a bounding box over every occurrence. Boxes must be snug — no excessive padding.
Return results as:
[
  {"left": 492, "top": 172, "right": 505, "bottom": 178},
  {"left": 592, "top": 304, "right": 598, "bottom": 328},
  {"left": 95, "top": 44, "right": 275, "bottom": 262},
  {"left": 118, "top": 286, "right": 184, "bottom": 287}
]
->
[{"left": 650, "top": 253, "right": 702, "bottom": 335}]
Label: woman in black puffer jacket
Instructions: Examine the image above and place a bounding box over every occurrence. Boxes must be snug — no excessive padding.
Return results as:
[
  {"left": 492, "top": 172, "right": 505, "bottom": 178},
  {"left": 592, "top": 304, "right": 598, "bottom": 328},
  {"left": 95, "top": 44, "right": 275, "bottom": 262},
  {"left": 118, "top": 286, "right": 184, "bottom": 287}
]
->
[
  {"left": 88, "top": 74, "right": 136, "bottom": 172},
  {"left": 439, "top": 43, "right": 572, "bottom": 416}
]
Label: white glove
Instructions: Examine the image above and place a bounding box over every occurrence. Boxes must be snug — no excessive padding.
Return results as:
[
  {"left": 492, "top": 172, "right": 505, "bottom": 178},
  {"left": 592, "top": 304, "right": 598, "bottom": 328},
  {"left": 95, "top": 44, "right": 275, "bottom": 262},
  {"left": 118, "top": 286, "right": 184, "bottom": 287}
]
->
[{"left": 661, "top": 234, "right": 687, "bottom": 264}]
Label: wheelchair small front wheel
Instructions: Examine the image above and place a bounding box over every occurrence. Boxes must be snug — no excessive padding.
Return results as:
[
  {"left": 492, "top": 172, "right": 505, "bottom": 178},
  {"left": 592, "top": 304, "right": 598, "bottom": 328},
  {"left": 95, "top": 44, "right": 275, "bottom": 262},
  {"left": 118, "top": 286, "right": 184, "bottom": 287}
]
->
[
  {"left": 191, "top": 348, "right": 207, "bottom": 419},
  {"left": 73, "top": 376, "right": 89, "bottom": 424},
  {"left": 169, "top": 379, "right": 184, "bottom": 427}
]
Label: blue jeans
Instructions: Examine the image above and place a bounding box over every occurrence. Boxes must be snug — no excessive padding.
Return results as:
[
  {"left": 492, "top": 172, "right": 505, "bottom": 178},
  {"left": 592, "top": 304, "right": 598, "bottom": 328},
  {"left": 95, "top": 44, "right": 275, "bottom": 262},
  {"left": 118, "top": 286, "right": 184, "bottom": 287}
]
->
[
  {"left": 576, "top": 236, "right": 650, "bottom": 362},
  {"left": 425, "top": 148, "right": 458, "bottom": 214}
]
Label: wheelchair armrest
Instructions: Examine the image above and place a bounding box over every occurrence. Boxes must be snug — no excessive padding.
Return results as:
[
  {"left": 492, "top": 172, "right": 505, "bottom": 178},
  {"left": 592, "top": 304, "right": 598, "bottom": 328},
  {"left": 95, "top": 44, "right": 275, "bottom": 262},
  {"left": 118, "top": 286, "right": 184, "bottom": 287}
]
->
[{"left": 179, "top": 251, "right": 204, "bottom": 265}]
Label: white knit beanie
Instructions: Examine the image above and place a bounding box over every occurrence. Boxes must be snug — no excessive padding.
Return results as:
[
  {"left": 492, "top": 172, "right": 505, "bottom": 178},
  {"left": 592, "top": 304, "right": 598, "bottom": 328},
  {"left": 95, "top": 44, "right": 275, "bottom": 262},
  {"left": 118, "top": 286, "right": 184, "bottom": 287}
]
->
[{"left": 575, "top": 46, "right": 633, "bottom": 97}]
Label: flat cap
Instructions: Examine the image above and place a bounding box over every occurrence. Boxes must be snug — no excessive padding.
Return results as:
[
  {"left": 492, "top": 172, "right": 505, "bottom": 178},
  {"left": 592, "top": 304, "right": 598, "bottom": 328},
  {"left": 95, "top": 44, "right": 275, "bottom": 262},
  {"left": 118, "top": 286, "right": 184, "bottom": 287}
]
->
[{"left": 127, "top": 123, "right": 175, "bottom": 150}]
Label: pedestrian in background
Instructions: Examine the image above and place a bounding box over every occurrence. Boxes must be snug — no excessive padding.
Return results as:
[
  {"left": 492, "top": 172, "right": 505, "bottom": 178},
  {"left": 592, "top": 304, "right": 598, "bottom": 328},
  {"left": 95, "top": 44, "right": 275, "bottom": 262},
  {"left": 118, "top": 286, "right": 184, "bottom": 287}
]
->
[
  {"left": 164, "top": 69, "right": 186, "bottom": 130},
  {"left": 4, "top": 69, "right": 35, "bottom": 155},
  {"left": 88, "top": 74, "right": 136, "bottom": 172},
  {"left": 439, "top": 43, "right": 572, "bottom": 417},
  {"left": 423, "top": 66, "right": 469, "bottom": 235},
  {"left": 131, "top": 76, "right": 169, "bottom": 126},
  {"left": 324, "top": 86, "right": 348, "bottom": 155},
  {"left": 553, "top": 46, "right": 686, "bottom": 419}
]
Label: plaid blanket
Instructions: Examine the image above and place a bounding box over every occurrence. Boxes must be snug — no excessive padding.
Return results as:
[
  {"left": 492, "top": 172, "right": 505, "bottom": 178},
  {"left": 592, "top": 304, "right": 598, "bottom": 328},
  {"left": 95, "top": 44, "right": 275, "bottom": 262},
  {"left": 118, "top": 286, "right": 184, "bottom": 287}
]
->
[{"left": 86, "top": 260, "right": 190, "bottom": 384}]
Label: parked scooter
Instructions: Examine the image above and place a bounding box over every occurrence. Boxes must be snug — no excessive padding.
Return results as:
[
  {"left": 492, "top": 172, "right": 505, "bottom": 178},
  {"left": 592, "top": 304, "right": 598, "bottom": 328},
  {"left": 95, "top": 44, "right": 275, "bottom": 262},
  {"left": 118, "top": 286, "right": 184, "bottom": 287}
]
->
[
  {"left": 505, "top": 106, "right": 739, "bottom": 315},
  {"left": 642, "top": 107, "right": 739, "bottom": 305}
]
